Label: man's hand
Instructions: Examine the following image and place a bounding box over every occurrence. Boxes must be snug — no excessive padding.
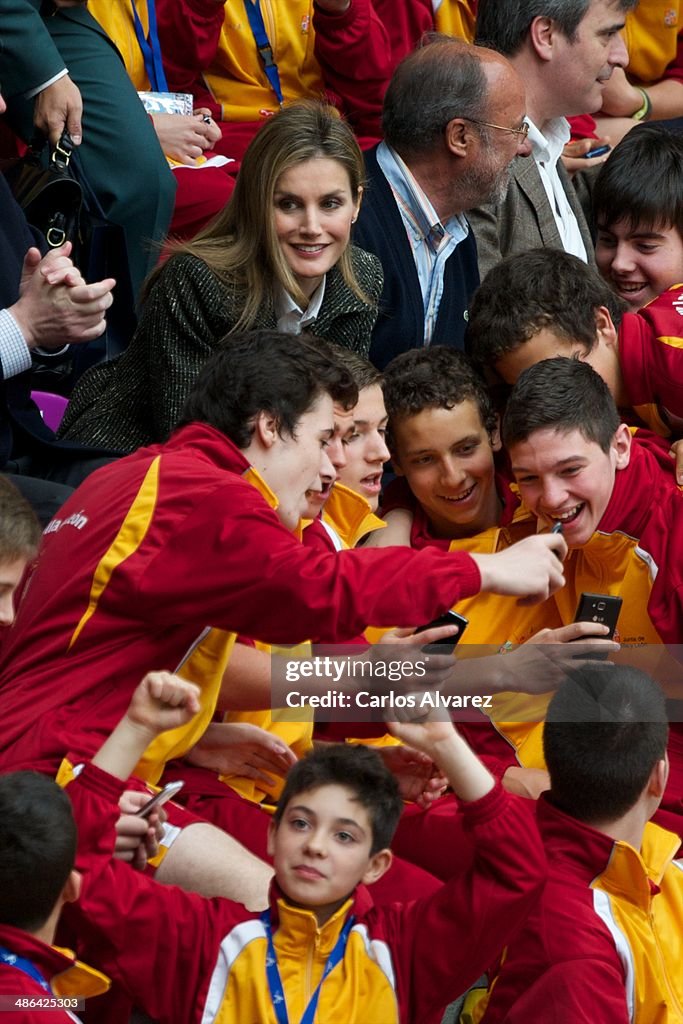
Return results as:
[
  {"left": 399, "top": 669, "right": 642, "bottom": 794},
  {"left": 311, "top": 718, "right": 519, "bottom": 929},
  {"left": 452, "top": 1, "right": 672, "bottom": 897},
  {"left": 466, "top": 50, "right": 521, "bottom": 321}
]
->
[
  {"left": 9, "top": 245, "right": 115, "bottom": 350},
  {"left": 561, "top": 136, "right": 611, "bottom": 175},
  {"left": 151, "top": 112, "right": 220, "bottom": 164},
  {"left": 386, "top": 708, "right": 455, "bottom": 754},
  {"left": 374, "top": 623, "right": 459, "bottom": 691},
  {"left": 193, "top": 109, "right": 222, "bottom": 143},
  {"left": 114, "top": 790, "right": 167, "bottom": 871},
  {"left": 186, "top": 722, "right": 297, "bottom": 783},
  {"left": 23, "top": 243, "right": 81, "bottom": 290},
  {"left": 471, "top": 532, "right": 567, "bottom": 605},
  {"left": 34, "top": 75, "right": 83, "bottom": 147}
]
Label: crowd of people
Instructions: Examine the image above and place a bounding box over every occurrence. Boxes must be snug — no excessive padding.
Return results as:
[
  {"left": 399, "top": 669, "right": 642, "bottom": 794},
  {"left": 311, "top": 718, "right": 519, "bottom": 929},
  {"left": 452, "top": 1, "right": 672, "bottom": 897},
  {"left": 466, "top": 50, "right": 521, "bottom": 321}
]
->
[{"left": 0, "top": 1, "right": 682, "bottom": 1023}]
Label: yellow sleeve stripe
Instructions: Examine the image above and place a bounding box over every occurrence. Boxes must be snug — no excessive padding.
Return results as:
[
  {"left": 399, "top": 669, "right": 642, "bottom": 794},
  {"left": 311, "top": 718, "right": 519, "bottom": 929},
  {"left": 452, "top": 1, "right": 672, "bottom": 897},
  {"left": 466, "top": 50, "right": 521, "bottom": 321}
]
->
[{"left": 68, "top": 458, "right": 161, "bottom": 651}]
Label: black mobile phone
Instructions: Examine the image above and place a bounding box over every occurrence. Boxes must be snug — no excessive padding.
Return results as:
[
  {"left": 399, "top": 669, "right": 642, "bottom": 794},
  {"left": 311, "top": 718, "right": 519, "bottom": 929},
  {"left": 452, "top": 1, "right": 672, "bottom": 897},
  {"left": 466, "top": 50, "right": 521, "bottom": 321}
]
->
[
  {"left": 573, "top": 592, "right": 622, "bottom": 639},
  {"left": 415, "top": 610, "right": 469, "bottom": 653},
  {"left": 135, "top": 780, "right": 184, "bottom": 819}
]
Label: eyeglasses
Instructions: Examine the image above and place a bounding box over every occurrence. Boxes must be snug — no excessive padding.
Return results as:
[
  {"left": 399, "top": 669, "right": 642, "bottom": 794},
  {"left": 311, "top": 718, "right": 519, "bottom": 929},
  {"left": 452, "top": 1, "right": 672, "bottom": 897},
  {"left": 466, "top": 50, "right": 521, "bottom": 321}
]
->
[{"left": 461, "top": 116, "right": 530, "bottom": 140}]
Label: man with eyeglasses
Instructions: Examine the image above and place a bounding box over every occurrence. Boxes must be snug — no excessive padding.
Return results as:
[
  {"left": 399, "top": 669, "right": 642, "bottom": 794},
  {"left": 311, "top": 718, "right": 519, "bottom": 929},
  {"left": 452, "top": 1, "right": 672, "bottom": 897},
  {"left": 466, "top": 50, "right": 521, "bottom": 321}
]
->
[
  {"left": 468, "top": 0, "right": 636, "bottom": 279},
  {"left": 352, "top": 36, "right": 532, "bottom": 370}
]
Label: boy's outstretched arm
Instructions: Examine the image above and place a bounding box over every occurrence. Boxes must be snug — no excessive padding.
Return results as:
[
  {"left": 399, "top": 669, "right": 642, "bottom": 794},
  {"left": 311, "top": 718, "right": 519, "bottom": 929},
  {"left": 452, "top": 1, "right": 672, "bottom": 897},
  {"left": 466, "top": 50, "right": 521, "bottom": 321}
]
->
[
  {"left": 92, "top": 671, "right": 201, "bottom": 781},
  {"left": 387, "top": 711, "right": 494, "bottom": 804}
]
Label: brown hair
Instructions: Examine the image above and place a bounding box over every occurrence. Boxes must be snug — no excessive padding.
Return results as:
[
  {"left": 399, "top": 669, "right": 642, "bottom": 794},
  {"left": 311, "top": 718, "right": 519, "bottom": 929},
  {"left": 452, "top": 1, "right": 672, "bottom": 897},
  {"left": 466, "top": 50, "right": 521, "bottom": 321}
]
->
[{"left": 0, "top": 478, "right": 41, "bottom": 564}]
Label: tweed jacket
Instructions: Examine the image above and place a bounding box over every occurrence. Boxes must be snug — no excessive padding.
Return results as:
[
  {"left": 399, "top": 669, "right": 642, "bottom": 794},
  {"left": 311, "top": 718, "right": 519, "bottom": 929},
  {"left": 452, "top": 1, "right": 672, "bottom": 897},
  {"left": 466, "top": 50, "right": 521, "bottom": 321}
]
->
[
  {"left": 467, "top": 154, "right": 595, "bottom": 280},
  {"left": 59, "top": 247, "right": 383, "bottom": 453}
]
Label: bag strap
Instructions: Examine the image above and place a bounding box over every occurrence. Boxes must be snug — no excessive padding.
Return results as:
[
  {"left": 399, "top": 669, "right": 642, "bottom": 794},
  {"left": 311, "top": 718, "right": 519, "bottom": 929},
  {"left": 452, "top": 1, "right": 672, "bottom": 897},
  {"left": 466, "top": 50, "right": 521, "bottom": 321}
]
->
[
  {"left": 243, "top": 0, "right": 284, "bottom": 108},
  {"left": 50, "top": 131, "right": 75, "bottom": 174}
]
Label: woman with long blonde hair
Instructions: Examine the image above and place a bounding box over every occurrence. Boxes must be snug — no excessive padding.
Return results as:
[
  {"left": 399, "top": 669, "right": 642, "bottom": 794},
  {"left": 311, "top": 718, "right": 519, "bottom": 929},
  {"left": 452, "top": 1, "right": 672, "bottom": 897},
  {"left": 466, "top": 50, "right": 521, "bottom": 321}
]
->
[{"left": 60, "top": 102, "right": 382, "bottom": 454}]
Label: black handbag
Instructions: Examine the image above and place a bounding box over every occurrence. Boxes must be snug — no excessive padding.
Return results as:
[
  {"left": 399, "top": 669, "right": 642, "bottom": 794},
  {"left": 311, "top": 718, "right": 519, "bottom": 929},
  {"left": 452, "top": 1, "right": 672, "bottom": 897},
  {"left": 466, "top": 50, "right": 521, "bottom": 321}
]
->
[{"left": 1, "top": 130, "right": 83, "bottom": 251}]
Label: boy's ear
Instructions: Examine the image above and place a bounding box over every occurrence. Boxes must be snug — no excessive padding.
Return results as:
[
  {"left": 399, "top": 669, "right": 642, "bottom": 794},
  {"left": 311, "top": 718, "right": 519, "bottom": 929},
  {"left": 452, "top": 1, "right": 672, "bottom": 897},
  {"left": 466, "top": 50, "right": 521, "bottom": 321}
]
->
[
  {"left": 489, "top": 413, "right": 502, "bottom": 453},
  {"left": 594, "top": 306, "right": 619, "bottom": 349},
  {"left": 612, "top": 422, "right": 632, "bottom": 470},
  {"left": 254, "top": 411, "right": 281, "bottom": 450},
  {"left": 62, "top": 870, "right": 82, "bottom": 907},
  {"left": 361, "top": 847, "right": 393, "bottom": 887},
  {"left": 648, "top": 755, "right": 669, "bottom": 801},
  {"left": 267, "top": 818, "right": 277, "bottom": 858}
]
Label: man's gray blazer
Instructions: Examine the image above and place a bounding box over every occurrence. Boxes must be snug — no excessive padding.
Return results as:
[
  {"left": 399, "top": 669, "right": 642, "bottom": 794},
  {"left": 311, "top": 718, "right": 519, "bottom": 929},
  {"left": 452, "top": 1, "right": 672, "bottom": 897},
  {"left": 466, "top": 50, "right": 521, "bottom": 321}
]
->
[{"left": 467, "top": 154, "right": 596, "bottom": 280}]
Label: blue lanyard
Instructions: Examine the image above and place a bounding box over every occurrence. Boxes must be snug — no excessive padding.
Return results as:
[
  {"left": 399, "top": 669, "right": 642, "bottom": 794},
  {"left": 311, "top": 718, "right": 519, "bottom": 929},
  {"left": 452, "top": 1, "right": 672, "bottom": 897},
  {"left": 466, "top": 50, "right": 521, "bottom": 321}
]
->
[
  {"left": 0, "top": 946, "right": 51, "bottom": 993},
  {"left": 131, "top": 0, "right": 169, "bottom": 93},
  {"left": 260, "top": 909, "right": 354, "bottom": 1024},
  {"left": 243, "top": 0, "right": 284, "bottom": 108}
]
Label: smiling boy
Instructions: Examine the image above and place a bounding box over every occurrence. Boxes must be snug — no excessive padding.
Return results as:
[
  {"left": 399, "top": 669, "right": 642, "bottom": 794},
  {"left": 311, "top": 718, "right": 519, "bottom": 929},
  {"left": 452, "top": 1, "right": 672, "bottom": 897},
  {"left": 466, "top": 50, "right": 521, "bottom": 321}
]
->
[
  {"left": 386, "top": 358, "right": 504, "bottom": 542},
  {"left": 593, "top": 124, "right": 683, "bottom": 312},
  {"left": 382, "top": 349, "right": 539, "bottom": 606},
  {"left": 503, "top": 357, "right": 683, "bottom": 832},
  {"left": 502, "top": 357, "right": 683, "bottom": 642}
]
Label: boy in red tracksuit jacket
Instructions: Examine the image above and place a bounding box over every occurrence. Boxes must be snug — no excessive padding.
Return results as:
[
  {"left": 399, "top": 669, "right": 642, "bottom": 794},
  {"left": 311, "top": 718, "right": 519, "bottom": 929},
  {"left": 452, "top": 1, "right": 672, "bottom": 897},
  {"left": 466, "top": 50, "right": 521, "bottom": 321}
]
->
[
  {"left": 503, "top": 356, "right": 683, "bottom": 834},
  {"left": 480, "top": 664, "right": 683, "bottom": 1024},
  {"left": 56, "top": 671, "right": 547, "bottom": 1024},
  {"left": 467, "top": 247, "right": 683, "bottom": 438}
]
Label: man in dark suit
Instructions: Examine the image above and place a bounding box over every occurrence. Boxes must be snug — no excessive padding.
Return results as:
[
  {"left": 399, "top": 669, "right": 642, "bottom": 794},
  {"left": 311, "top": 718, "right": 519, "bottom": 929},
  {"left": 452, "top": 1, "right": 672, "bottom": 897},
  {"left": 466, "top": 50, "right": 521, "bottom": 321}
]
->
[
  {"left": 469, "top": 0, "right": 636, "bottom": 278},
  {"left": 353, "top": 37, "right": 531, "bottom": 370},
  {"left": 0, "top": 0, "right": 175, "bottom": 301}
]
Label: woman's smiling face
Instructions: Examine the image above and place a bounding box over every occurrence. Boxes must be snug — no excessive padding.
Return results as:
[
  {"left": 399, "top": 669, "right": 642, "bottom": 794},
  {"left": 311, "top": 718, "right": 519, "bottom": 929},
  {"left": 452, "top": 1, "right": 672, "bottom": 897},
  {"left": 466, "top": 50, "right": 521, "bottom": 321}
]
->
[{"left": 273, "top": 157, "right": 361, "bottom": 299}]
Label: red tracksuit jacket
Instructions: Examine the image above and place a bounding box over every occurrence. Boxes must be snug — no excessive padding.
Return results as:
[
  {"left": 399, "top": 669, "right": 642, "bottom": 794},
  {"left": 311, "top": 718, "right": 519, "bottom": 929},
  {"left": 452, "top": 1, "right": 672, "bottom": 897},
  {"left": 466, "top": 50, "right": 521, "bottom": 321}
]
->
[{"left": 0, "top": 424, "right": 481, "bottom": 777}]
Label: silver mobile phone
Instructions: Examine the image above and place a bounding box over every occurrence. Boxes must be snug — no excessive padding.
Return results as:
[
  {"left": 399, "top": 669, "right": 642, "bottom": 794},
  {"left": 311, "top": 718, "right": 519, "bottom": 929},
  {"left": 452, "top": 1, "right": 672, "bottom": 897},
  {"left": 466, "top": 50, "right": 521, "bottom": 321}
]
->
[{"left": 135, "top": 780, "right": 184, "bottom": 818}]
